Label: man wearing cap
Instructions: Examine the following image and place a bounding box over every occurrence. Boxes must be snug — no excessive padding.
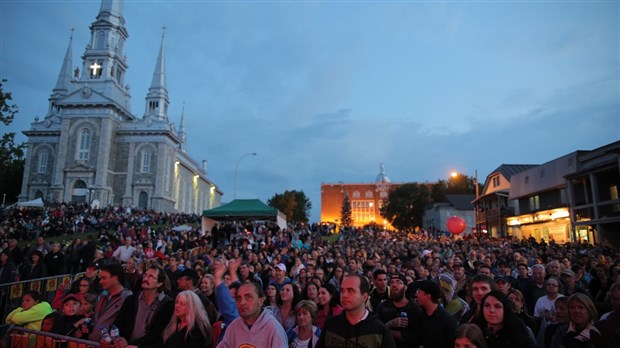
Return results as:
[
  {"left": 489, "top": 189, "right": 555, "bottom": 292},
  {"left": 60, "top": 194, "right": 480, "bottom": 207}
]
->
[
  {"left": 416, "top": 280, "right": 457, "bottom": 348},
  {"left": 495, "top": 275, "right": 513, "bottom": 295},
  {"left": 272, "top": 263, "right": 291, "bottom": 289},
  {"left": 453, "top": 262, "right": 468, "bottom": 293},
  {"left": 560, "top": 269, "right": 588, "bottom": 296},
  {"left": 375, "top": 274, "right": 422, "bottom": 348},
  {"left": 317, "top": 274, "right": 395, "bottom": 348}
]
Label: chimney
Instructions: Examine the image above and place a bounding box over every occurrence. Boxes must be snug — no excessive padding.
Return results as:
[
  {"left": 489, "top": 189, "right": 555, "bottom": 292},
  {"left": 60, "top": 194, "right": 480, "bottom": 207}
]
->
[{"left": 202, "top": 160, "right": 208, "bottom": 172}]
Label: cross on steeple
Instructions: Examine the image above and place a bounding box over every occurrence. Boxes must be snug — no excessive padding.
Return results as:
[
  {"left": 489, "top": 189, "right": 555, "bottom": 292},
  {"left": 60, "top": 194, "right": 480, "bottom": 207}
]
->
[
  {"left": 90, "top": 61, "right": 102, "bottom": 76},
  {"left": 70, "top": 28, "right": 75, "bottom": 39},
  {"left": 162, "top": 25, "right": 166, "bottom": 38}
]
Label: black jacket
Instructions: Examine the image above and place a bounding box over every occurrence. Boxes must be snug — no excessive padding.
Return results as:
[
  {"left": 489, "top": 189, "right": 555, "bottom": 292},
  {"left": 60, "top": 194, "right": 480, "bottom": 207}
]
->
[
  {"left": 419, "top": 305, "right": 458, "bottom": 348},
  {"left": 316, "top": 311, "right": 396, "bottom": 348},
  {"left": 114, "top": 292, "right": 174, "bottom": 348}
]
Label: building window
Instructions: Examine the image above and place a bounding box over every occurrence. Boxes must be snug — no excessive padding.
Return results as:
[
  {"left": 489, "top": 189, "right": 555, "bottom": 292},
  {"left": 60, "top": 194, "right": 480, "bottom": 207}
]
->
[
  {"left": 529, "top": 195, "right": 540, "bottom": 211},
  {"left": 492, "top": 176, "right": 500, "bottom": 187},
  {"left": 365, "top": 190, "right": 373, "bottom": 198},
  {"left": 352, "top": 191, "right": 360, "bottom": 198},
  {"left": 379, "top": 191, "right": 388, "bottom": 198},
  {"left": 141, "top": 150, "right": 151, "bottom": 173},
  {"left": 165, "top": 158, "right": 171, "bottom": 192},
  {"left": 560, "top": 189, "right": 567, "bottom": 204},
  {"left": 38, "top": 150, "right": 48, "bottom": 173},
  {"left": 78, "top": 128, "right": 91, "bottom": 160}
]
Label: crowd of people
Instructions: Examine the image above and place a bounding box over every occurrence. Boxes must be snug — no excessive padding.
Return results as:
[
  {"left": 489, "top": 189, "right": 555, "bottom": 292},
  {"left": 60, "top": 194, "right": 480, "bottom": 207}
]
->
[{"left": 0, "top": 202, "right": 619, "bottom": 348}]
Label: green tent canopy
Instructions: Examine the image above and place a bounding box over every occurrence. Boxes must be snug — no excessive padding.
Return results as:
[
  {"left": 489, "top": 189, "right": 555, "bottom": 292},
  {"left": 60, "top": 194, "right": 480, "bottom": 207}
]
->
[{"left": 201, "top": 199, "right": 287, "bottom": 233}]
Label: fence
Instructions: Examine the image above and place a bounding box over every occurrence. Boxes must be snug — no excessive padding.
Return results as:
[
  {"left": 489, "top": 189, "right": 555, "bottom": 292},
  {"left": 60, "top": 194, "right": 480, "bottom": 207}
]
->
[
  {"left": 2, "top": 325, "right": 100, "bottom": 348},
  {"left": 0, "top": 274, "right": 83, "bottom": 322}
]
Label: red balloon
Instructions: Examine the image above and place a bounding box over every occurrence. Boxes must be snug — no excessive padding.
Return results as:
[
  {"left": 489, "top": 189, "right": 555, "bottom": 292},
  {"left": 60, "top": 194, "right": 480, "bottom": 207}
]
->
[{"left": 447, "top": 216, "right": 467, "bottom": 235}]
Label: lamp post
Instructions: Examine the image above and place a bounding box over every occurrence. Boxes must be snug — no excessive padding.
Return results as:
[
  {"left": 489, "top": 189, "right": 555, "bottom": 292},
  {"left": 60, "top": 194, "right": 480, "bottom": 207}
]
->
[{"left": 234, "top": 153, "right": 257, "bottom": 199}]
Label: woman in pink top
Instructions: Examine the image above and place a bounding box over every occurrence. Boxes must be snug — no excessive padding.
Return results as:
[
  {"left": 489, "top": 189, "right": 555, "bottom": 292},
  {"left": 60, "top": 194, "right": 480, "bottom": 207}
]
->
[{"left": 315, "top": 283, "right": 343, "bottom": 329}]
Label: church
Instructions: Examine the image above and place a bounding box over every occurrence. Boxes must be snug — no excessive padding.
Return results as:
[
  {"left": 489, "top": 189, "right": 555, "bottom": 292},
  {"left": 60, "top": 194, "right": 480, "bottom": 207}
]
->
[{"left": 18, "top": 0, "right": 222, "bottom": 213}]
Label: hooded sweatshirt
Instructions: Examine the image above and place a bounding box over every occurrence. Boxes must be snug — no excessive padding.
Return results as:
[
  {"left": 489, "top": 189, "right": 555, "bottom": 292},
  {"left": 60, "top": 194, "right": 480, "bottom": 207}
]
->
[
  {"left": 217, "top": 309, "right": 288, "bottom": 348},
  {"left": 5, "top": 301, "right": 53, "bottom": 330}
]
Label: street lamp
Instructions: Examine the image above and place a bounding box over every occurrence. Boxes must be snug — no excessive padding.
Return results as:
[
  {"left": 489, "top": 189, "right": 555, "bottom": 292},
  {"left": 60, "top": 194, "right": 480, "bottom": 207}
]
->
[{"left": 234, "top": 153, "right": 257, "bottom": 199}]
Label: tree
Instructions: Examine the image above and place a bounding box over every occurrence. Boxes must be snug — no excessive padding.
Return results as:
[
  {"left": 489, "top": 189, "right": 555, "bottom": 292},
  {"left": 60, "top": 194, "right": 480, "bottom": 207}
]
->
[
  {"left": 267, "top": 190, "right": 312, "bottom": 223},
  {"left": 340, "top": 193, "right": 353, "bottom": 227},
  {"left": 0, "top": 80, "right": 24, "bottom": 205},
  {"left": 380, "top": 183, "right": 432, "bottom": 231},
  {"left": 430, "top": 174, "right": 479, "bottom": 203}
]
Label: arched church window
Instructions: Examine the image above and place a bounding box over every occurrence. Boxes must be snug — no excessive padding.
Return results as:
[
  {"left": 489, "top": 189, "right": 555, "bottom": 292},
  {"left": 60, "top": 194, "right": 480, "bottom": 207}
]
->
[
  {"left": 141, "top": 150, "right": 151, "bottom": 173},
  {"left": 38, "top": 150, "right": 48, "bottom": 173},
  {"left": 78, "top": 128, "right": 91, "bottom": 160}
]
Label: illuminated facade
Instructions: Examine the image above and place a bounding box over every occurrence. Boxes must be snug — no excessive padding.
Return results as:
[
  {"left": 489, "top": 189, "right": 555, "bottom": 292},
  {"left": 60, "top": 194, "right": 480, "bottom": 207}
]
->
[
  {"left": 321, "top": 164, "right": 401, "bottom": 228},
  {"left": 19, "top": 0, "right": 223, "bottom": 213},
  {"left": 506, "top": 153, "right": 580, "bottom": 243},
  {"left": 473, "top": 164, "right": 537, "bottom": 237}
]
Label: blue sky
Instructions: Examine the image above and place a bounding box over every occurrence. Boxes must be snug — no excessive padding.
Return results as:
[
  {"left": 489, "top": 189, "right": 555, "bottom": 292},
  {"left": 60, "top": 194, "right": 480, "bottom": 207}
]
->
[{"left": 1, "top": 0, "right": 618, "bottom": 221}]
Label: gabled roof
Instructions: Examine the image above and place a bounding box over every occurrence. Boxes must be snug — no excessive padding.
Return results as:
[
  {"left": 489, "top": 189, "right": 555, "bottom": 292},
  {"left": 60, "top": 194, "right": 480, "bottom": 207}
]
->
[
  {"left": 491, "top": 164, "right": 539, "bottom": 180},
  {"left": 446, "top": 194, "right": 476, "bottom": 210}
]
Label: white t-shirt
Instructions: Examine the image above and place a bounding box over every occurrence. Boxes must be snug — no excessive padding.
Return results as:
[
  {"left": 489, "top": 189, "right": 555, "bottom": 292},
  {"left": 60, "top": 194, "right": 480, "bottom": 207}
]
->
[
  {"left": 291, "top": 337, "right": 311, "bottom": 348},
  {"left": 534, "top": 294, "right": 564, "bottom": 318}
]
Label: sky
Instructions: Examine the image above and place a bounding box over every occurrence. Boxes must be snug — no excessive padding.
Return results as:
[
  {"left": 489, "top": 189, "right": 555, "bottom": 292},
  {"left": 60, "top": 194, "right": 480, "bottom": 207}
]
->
[{"left": 1, "top": 0, "right": 618, "bottom": 222}]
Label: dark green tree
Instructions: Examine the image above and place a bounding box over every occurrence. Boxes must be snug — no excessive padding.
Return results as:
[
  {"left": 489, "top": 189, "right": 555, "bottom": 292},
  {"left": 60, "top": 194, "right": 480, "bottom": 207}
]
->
[
  {"left": 340, "top": 193, "right": 353, "bottom": 227},
  {"left": 267, "top": 190, "right": 311, "bottom": 223},
  {"left": 0, "top": 80, "right": 24, "bottom": 205},
  {"left": 446, "top": 173, "right": 479, "bottom": 194},
  {"left": 380, "top": 183, "right": 432, "bottom": 231},
  {"left": 430, "top": 174, "right": 479, "bottom": 203}
]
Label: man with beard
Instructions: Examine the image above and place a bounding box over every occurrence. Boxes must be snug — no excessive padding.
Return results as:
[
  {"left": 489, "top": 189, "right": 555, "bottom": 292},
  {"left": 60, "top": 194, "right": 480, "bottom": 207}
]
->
[
  {"left": 375, "top": 274, "right": 422, "bottom": 348},
  {"left": 107, "top": 265, "right": 174, "bottom": 348}
]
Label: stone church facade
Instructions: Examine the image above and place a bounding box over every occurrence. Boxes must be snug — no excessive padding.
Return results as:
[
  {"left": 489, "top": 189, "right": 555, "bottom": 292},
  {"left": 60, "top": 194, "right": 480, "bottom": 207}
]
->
[{"left": 19, "top": 0, "right": 222, "bottom": 213}]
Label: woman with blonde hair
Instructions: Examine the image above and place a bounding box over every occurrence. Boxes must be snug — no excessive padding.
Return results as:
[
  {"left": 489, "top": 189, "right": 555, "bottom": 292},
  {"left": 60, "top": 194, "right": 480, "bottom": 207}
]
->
[
  {"left": 161, "top": 290, "right": 212, "bottom": 348},
  {"left": 289, "top": 300, "right": 321, "bottom": 348},
  {"left": 550, "top": 293, "right": 602, "bottom": 348}
]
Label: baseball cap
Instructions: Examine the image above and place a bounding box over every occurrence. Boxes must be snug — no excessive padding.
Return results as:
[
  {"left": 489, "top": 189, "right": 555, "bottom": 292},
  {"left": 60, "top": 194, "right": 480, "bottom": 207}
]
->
[
  {"left": 416, "top": 280, "right": 441, "bottom": 300},
  {"left": 390, "top": 273, "right": 407, "bottom": 284},
  {"left": 495, "top": 276, "right": 510, "bottom": 284},
  {"left": 561, "top": 269, "right": 575, "bottom": 277},
  {"left": 276, "top": 263, "right": 287, "bottom": 272},
  {"left": 63, "top": 293, "right": 82, "bottom": 304}
]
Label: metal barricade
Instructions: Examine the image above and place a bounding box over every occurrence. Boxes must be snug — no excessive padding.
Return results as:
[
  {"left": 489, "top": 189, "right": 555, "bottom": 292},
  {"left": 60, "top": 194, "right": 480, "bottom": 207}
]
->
[
  {"left": 2, "top": 325, "right": 99, "bottom": 348},
  {"left": 0, "top": 274, "right": 84, "bottom": 321}
]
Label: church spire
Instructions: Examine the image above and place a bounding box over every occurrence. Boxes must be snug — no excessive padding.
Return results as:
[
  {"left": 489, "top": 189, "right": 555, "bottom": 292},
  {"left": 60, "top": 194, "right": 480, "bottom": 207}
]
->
[
  {"left": 144, "top": 27, "right": 169, "bottom": 121},
  {"left": 179, "top": 102, "right": 186, "bottom": 150},
  {"left": 52, "top": 30, "right": 74, "bottom": 96}
]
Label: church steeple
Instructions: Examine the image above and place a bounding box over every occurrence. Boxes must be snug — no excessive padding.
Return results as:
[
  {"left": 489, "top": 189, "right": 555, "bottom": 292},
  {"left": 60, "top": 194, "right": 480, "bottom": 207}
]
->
[
  {"left": 179, "top": 102, "right": 186, "bottom": 150},
  {"left": 144, "top": 28, "right": 169, "bottom": 121},
  {"left": 52, "top": 30, "right": 73, "bottom": 97},
  {"left": 47, "top": 31, "right": 74, "bottom": 117},
  {"left": 78, "top": 0, "right": 131, "bottom": 114}
]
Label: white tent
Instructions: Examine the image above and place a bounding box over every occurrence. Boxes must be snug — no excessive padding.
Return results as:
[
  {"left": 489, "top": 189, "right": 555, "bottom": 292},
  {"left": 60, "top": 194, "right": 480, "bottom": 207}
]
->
[{"left": 17, "top": 198, "right": 44, "bottom": 207}]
